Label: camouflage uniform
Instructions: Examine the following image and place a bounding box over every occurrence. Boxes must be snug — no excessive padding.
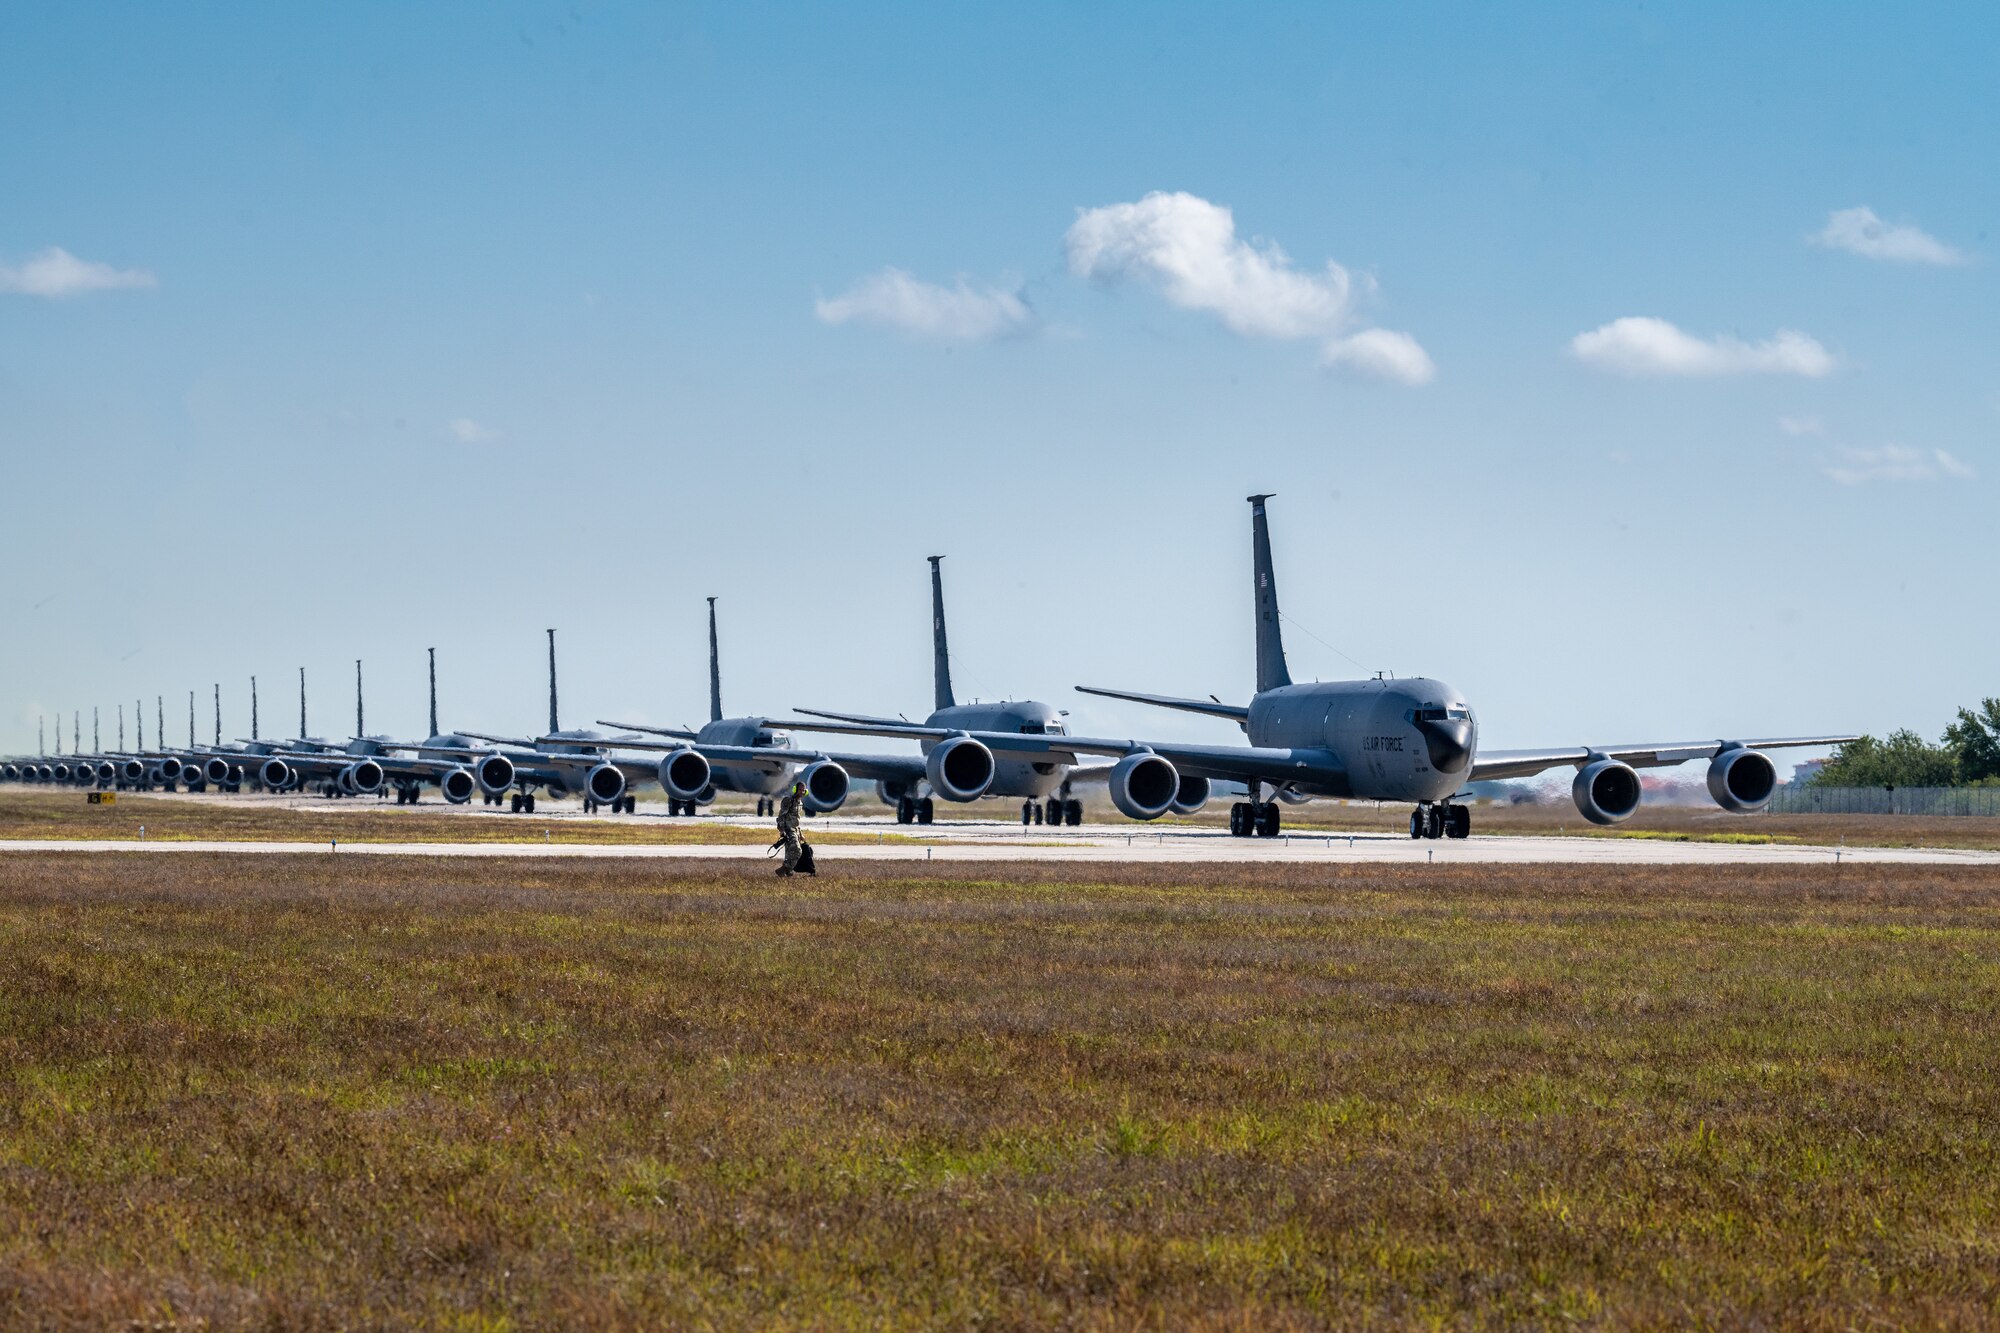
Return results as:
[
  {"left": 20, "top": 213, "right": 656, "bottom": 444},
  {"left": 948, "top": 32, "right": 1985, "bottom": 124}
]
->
[{"left": 775, "top": 786, "right": 805, "bottom": 874}]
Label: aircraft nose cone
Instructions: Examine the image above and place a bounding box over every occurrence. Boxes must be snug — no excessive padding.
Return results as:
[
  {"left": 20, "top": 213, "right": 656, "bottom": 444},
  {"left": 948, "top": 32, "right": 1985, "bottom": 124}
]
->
[{"left": 1418, "top": 718, "right": 1473, "bottom": 774}]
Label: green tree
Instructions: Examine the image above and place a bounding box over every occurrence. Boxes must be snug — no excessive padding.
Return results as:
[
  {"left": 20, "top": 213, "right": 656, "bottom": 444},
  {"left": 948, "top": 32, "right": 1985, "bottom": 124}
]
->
[
  {"left": 1813, "top": 730, "right": 1959, "bottom": 788},
  {"left": 1943, "top": 698, "right": 2000, "bottom": 784}
]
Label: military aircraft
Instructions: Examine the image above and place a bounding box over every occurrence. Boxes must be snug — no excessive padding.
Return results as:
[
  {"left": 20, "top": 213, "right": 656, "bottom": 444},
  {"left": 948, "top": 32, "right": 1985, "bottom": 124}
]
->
[
  {"left": 781, "top": 557, "right": 1098, "bottom": 826},
  {"left": 264, "top": 658, "right": 513, "bottom": 805},
  {"left": 784, "top": 496, "right": 1853, "bottom": 839},
  {"left": 589, "top": 596, "right": 932, "bottom": 819}
]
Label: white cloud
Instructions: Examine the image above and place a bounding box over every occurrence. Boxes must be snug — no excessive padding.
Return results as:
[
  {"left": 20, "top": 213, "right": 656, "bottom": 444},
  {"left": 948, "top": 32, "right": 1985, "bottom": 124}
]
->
[
  {"left": 814, "top": 268, "right": 1034, "bottom": 341},
  {"left": 1321, "top": 329, "right": 1435, "bottom": 385},
  {"left": 1778, "top": 415, "right": 1824, "bottom": 436},
  {"left": 1569, "top": 317, "right": 1834, "bottom": 378},
  {"left": 0, "top": 246, "right": 156, "bottom": 298},
  {"left": 447, "top": 418, "right": 497, "bottom": 443},
  {"left": 1810, "top": 207, "right": 1967, "bottom": 266},
  {"left": 1823, "top": 445, "right": 1975, "bottom": 486},
  {"left": 1066, "top": 191, "right": 1352, "bottom": 338}
]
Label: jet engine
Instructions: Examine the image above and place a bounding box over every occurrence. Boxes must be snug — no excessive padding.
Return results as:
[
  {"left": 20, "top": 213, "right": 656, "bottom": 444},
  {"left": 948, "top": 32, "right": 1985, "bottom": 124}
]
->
[
  {"left": 438, "top": 766, "right": 477, "bottom": 804},
  {"left": 1572, "top": 758, "right": 1642, "bottom": 825},
  {"left": 1108, "top": 751, "right": 1180, "bottom": 821},
  {"left": 259, "top": 757, "right": 294, "bottom": 789},
  {"left": 1169, "top": 773, "right": 1212, "bottom": 816},
  {"left": 203, "top": 757, "right": 233, "bottom": 785},
  {"left": 35, "top": 764, "right": 55, "bottom": 782},
  {"left": 95, "top": 761, "right": 117, "bottom": 784},
  {"left": 51, "top": 762, "right": 72, "bottom": 783},
  {"left": 0, "top": 764, "right": 15, "bottom": 780},
  {"left": 657, "top": 747, "right": 713, "bottom": 802},
  {"left": 925, "top": 735, "right": 995, "bottom": 802},
  {"left": 797, "top": 759, "right": 850, "bottom": 813},
  {"left": 584, "top": 762, "right": 627, "bottom": 805},
  {"left": 156, "top": 757, "right": 183, "bottom": 783},
  {"left": 71, "top": 764, "right": 94, "bottom": 786},
  {"left": 339, "top": 759, "right": 386, "bottom": 795},
  {"left": 1707, "top": 747, "right": 1778, "bottom": 813},
  {"left": 119, "top": 757, "right": 147, "bottom": 784},
  {"left": 476, "top": 753, "right": 516, "bottom": 796}
]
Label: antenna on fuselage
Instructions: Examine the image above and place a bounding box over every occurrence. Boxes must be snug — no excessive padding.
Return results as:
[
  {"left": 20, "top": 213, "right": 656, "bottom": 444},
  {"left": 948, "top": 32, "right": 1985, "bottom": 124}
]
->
[
  {"left": 706, "top": 597, "right": 723, "bottom": 724},
  {"left": 428, "top": 648, "right": 439, "bottom": 737},
  {"left": 1247, "top": 494, "right": 1292, "bottom": 693},
  {"left": 928, "top": 555, "right": 955, "bottom": 711},
  {"left": 546, "top": 629, "right": 559, "bottom": 733}
]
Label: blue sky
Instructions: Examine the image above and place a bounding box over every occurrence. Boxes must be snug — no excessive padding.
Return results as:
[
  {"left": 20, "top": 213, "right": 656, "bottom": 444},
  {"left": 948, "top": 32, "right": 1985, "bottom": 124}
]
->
[{"left": 3, "top": 2, "right": 1993, "bottom": 762}]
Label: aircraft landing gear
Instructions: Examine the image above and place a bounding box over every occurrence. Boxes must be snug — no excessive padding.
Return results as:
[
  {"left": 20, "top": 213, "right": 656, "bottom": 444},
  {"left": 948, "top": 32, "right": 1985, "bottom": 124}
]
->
[
  {"left": 1410, "top": 802, "right": 1471, "bottom": 840},
  {"left": 1023, "top": 800, "right": 1038, "bottom": 825},
  {"left": 510, "top": 792, "right": 537, "bottom": 814},
  {"left": 916, "top": 797, "right": 935, "bottom": 825},
  {"left": 1229, "top": 800, "right": 1281, "bottom": 838}
]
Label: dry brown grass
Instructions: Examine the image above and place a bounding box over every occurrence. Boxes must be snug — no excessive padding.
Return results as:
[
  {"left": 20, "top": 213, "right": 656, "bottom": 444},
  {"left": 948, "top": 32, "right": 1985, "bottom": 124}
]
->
[{"left": 3, "top": 853, "right": 1999, "bottom": 1328}]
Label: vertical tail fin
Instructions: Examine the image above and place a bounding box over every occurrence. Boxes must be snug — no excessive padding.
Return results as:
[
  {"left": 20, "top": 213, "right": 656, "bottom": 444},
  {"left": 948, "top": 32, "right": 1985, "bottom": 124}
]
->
[
  {"left": 188, "top": 692, "right": 195, "bottom": 748},
  {"left": 1248, "top": 494, "right": 1292, "bottom": 693},
  {"left": 158, "top": 697, "right": 165, "bottom": 751},
  {"left": 427, "top": 649, "right": 439, "bottom": 737},
  {"left": 298, "top": 670, "right": 306, "bottom": 740},
  {"left": 213, "top": 685, "right": 220, "bottom": 746},
  {"left": 929, "top": 556, "right": 955, "bottom": 711},
  {"left": 355, "top": 660, "right": 364, "bottom": 737},
  {"left": 250, "top": 678, "right": 258, "bottom": 742},
  {"left": 546, "top": 629, "right": 559, "bottom": 734},
  {"left": 707, "top": 597, "right": 723, "bottom": 723}
]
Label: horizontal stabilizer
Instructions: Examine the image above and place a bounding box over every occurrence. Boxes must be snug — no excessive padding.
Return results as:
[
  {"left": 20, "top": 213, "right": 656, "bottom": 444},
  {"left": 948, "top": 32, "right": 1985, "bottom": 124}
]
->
[{"left": 1074, "top": 685, "right": 1250, "bottom": 723}]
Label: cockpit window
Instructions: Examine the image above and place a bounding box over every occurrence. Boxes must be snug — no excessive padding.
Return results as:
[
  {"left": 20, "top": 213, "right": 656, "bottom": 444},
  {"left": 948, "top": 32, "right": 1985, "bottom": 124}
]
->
[
  {"left": 1413, "top": 707, "right": 1471, "bottom": 723},
  {"left": 1019, "top": 723, "right": 1046, "bottom": 734}
]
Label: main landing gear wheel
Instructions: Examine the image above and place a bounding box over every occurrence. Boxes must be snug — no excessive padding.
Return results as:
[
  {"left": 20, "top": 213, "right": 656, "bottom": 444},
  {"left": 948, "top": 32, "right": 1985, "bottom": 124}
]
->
[
  {"left": 511, "top": 793, "right": 524, "bottom": 814},
  {"left": 1023, "top": 801, "right": 1037, "bottom": 825},
  {"left": 916, "top": 797, "right": 935, "bottom": 825},
  {"left": 1445, "top": 805, "right": 1470, "bottom": 839},
  {"left": 1230, "top": 801, "right": 1282, "bottom": 838},
  {"left": 1065, "top": 799, "right": 1083, "bottom": 826},
  {"left": 897, "top": 797, "right": 916, "bottom": 825}
]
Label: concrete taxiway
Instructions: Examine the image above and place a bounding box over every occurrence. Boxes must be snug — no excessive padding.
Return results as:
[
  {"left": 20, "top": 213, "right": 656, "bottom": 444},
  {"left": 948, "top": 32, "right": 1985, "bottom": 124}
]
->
[{"left": 2, "top": 816, "right": 1995, "bottom": 865}]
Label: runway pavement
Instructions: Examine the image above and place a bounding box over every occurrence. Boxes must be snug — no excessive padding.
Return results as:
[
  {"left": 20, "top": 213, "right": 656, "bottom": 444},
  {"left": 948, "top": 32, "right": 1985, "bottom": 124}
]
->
[{"left": 3, "top": 816, "right": 1995, "bottom": 865}]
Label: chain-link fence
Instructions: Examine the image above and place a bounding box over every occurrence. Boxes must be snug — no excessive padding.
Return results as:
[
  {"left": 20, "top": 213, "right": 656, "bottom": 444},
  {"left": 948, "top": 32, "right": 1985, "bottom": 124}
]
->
[{"left": 1769, "top": 786, "right": 2000, "bottom": 816}]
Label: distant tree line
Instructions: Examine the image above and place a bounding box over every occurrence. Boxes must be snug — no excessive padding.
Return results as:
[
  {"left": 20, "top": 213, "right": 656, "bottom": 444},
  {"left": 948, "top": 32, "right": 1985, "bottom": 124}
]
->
[{"left": 1813, "top": 699, "right": 2000, "bottom": 788}]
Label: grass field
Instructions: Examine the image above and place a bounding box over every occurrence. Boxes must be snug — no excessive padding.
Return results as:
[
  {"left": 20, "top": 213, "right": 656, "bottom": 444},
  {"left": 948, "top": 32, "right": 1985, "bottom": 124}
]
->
[{"left": 3, "top": 853, "right": 1998, "bottom": 1328}]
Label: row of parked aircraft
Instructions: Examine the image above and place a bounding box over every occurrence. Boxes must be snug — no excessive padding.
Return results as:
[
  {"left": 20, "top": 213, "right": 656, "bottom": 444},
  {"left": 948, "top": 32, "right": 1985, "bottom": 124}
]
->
[{"left": 4, "top": 497, "right": 1852, "bottom": 839}]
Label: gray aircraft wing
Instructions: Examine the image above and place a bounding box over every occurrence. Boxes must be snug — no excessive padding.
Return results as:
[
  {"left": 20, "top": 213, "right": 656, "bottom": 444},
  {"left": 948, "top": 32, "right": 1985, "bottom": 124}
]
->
[
  {"left": 781, "top": 716, "right": 1347, "bottom": 788},
  {"left": 586, "top": 736, "right": 926, "bottom": 786},
  {"left": 595, "top": 720, "right": 702, "bottom": 742},
  {"left": 1072, "top": 686, "right": 1251, "bottom": 724},
  {"left": 1470, "top": 735, "right": 1858, "bottom": 784}
]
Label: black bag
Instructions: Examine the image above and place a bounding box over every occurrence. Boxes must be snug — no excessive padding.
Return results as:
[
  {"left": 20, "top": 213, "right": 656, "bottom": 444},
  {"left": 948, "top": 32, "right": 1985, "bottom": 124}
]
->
[{"left": 795, "top": 840, "right": 817, "bottom": 876}]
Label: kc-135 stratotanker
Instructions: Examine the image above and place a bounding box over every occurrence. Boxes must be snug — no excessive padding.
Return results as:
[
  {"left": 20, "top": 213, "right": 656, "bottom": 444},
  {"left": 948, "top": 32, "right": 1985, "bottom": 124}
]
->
[{"left": 782, "top": 495, "right": 1854, "bottom": 839}]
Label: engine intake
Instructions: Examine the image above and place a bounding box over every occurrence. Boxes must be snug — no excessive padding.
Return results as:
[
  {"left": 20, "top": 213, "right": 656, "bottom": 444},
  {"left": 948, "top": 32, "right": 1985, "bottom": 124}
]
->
[
  {"left": 260, "top": 757, "right": 293, "bottom": 789},
  {"left": 439, "top": 767, "right": 476, "bottom": 804},
  {"left": 1573, "top": 758, "right": 1642, "bottom": 825},
  {"left": 584, "top": 762, "right": 627, "bottom": 805},
  {"left": 658, "top": 747, "right": 713, "bottom": 801},
  {"left": 96, "top": 761, "right": 117, "bottom": 784},
  {"left": 156, "top": 757, "right": 183, "bottom": 782},
  {"left": 1109, "top": 751, "right": 1180, "bottom": 821},
  {"left": 925, "top": 735, "right": 995, "bottom": 803},
  {"left": 340, "top": 759, "right": 386, "bottom": 795},
  {"left": 203, "top": 756, "right": 233, "bottom": 785},
  {"left": 797, "top": 759, "right": 850, "bottom": 814},
  {"left": 477, "top": 753, "right": 516, "bottom": 795},
  {"left": 1169, "top": 773, "right": 1212, "bottom": 816},
  {"left": 1707, "top": 747, "right": 1777, "bottom": 813}
]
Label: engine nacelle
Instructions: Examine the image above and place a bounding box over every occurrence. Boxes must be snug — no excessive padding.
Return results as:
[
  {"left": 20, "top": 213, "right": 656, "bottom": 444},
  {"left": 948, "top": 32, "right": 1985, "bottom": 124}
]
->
[
  {"left": 1707, "top": 747, "right": 1778, "bottom": 813},
  {"left": 0, "top": 764, "right": 16, "bottom": 781},
  {"left": 584, "top": 762, "right": 627, "bottom": 805},
  {"left": 157, "top": 757, "right": 184, "bottom": 783},
  {"left": 1109, "top": 751, "right": 1180, "bottom": 821},
  {"left": 340, "top": 759, "right": 386, "bottom": 795},
  {"left": 260, "top": 757, "right": 294, "bottom": 789},
  {"left": 797, "top": 759, "right": 850, "bottom": 814},
  {"left": 119, "top": 757, "right": 147, "bottom": 784},
  {"left": 438, "top": 766, "right": 477, "bottom": 804},
  {"left": 96, "top": 761, "right": 117, "bottom": 785},
  {"left": 1573, "top": 758, "right": 1642, "bottom": 825},
  {"left": 36, "top": 764, "right": 55, "bottom": 782},
  {"left": 51, "top": 762, "right": 73, "bottom": 783},
  {"left": 925, "top": 735, "right": 995, "bottom": 802},
  {"left": 476, "top": 753, "right": 516, "bottom": 795},
  {"left": 203, "top": 756, "right": 233, "bottom": 785},
  {"left": 71, "top": 764, "right": 95, "bottom": 786},
  {"left": 658, "top": 747, "right": 713, "bottom": 801},
  {"left": 1169, "top": 773, "right": 1212, "bottom": 816}
]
